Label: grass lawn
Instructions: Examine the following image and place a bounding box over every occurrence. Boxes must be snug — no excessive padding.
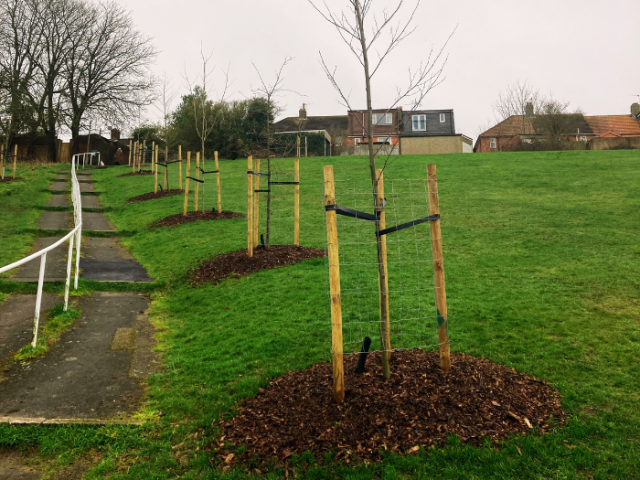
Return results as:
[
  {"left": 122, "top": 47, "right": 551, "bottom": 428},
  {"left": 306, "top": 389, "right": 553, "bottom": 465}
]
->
[
  {"left": 0, "top": 164, "right": 65, "bottom": 276},
  {"left": 0, "top": 150, "right": 639, "bottom": 479}
]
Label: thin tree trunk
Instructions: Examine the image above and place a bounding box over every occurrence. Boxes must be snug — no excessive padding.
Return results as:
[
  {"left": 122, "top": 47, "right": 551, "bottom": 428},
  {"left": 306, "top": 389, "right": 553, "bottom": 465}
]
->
[{"left": 356, "top": 0, "right": 390, "bottom": 379}]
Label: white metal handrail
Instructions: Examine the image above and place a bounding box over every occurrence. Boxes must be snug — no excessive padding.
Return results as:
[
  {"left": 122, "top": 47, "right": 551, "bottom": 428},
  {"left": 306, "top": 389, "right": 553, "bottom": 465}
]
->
[
  {"left": 75, "top": 151, "right": 101, "bottom": 169},
  {"left": 0, "top": 153, "right": 86, "bottom": 347}
]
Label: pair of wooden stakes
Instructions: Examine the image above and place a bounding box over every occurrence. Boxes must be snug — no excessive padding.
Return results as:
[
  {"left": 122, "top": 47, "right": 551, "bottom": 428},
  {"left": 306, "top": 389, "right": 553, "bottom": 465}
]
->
[
  {"left": 0, "top": 144, "right": 19, "bottom": 179},
  {"left": 323, "top": 164, "right": 451, "bottom": 404},
  {"left": 246, "top": 156, "right": 300, "bottom": 257},
  {"left": 182, "top": 150, "right": 222, "bottom": 216}
]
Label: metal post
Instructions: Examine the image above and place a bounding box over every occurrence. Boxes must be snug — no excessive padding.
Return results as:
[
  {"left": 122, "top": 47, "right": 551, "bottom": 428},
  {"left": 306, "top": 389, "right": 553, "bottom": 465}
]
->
[
  {"left": 32, "top": 253, "right": 47, "bottom": 348},
  {"left": 64, "top": 234, "right": 75, "bottom": 311}
]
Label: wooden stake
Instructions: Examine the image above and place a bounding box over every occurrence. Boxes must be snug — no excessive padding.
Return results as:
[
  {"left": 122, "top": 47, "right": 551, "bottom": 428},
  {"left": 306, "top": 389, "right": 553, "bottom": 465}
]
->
[
  {"left": 376, "top": 169, "right": 391, "bottom": 360},
  {"left": 0, "top": 144, "right": 4, "bottom": 177},
  {"left": 154, "top": 145, "right": 158, "bottom": 193},
  {"left": 427, "top": 164, "right": 451, "bottom": 372},
  {"left": 128, "top": 140, "right": 132, "bottom": 167},
  {"left": 13, "top": 144, "right": 17, "bottom": 179},
  {"left": 183, "top": 152, "right": 191, "bottom": 216},
  {"left": 305, "top": 136, "right": 308, "bottom": 158},
  {"left": 297, "top": 136, "right": 300, "bottom": 158},
  {"left": 178, "top": 145, "right": 182, "bottom": 190},
  {"left": 324, "top": 165, "right": 344, "bottom": 404},
  {"left": 247, "top": 156, "right": 254, "bottom": 257},
  {"left": 215, "top": 151, "right": 221, "bottom": 213},
  {"left": 254, "top": 158, "right": 260, "bottom": 248},
  {"left": 164, "top": 145, "right": 168, "bottom": 190},
  {"left": 294, "top": 158, "right": 300, "bottom": 245},
  {"left": 194, "top": 152, "right": 200, "bottom": 212}
]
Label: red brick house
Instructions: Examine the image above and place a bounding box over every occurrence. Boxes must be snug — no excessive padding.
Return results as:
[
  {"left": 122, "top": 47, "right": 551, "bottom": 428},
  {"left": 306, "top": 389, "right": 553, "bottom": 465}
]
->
[
  {"left": 475, "top": 103, "right": 640, "bottom": 152},
  {"left": 345, "top": 109, "right": 402, "bottom": 147}
]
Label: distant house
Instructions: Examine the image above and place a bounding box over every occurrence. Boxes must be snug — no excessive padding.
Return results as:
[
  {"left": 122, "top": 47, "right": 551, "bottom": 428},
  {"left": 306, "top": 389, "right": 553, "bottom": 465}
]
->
[
  {"left": 74, "top": 128, "right": 131, "bottom": 165},
  {"left": 346, "top": 108, "right": 401, "bottom": 148},
  {"left": 475, "top": 103, "right": 640, "bottom": 152},
  {"left": 273, "top": 105, "right": 347, "bottom": 156},
  {"left": 401, "top": 109, "right": 472, "bottom": 154}
]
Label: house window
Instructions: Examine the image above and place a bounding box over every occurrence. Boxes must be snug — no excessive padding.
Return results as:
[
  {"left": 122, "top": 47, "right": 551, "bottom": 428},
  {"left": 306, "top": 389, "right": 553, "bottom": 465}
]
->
[
  {"left": 335, "top": 136, "right": 342, "bottom": 146},
  {"left": 354, "top": 138, "right": 361, "bottom": 145},
  {"left": 490, "top": 138, "right": 497, "bottom": 149},
  {"left": 439, "top": 113, "right": 446, "bottom": 123},
  {"left": 412, "top": 115, "right": 426, "bottom": 131},
  {"left": 580, "top": 136, "right": 587, "bottom": 142},
  {"left": 372, "top": 113, "right": 392, "bottom": 126},
  {"left": 377, "top": 137, "right": 392, "bottom": 144}
]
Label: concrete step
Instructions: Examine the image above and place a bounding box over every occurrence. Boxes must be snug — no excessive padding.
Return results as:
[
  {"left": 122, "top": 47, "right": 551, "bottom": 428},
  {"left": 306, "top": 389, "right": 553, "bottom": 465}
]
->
[
  {"left": 46, "top": 195, "right": 69, "bottom": 208},
  {"left": 37, "top": 211, "right": 71, "bottom": 230},
  {"left": 80, "top": 238, "right": 151, "bottom": 282},
  {"left": 11, "top": 238, "right": 71, "bottom": 282}
]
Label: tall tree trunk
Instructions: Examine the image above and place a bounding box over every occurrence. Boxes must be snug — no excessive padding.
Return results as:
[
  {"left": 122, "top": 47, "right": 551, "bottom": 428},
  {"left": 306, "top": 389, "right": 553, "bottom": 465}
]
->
[{"left": 356, "top": 0, "right": 390, "bottom": 379}]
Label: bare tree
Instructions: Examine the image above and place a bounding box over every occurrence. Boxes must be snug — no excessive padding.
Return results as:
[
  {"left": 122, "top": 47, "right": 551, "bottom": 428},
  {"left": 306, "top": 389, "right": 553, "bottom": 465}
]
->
[
  {"left": 493, "top": 79, "right": 544, "bottom": 120},
  {"left": 308, "top": 0, "right": 451, "bottom": 379},
  {"left": 64, "top": 0, "right": 157, "bottom": 155},
  {"left": 251, "top": 56, "right": 293, "bottom": 247},
  {"left": 533, "top": 99, "right": 584, "bottom": 149}
]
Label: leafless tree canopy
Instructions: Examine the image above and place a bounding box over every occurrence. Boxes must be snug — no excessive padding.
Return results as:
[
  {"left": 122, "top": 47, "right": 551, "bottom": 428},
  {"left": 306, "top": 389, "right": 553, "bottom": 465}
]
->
[
  {"left": 493, "top": 79, "right": 545, "bottom": 120},
  {"left": 0, "top": 0, "right": 157, "bottom": 160}
]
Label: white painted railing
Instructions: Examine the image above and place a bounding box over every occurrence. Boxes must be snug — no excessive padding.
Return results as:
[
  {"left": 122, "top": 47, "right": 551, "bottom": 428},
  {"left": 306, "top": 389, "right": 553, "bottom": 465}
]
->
[
  {"left": 0, "top": 153, "right": 89, "bottom": 347},
  {"left": 75, "top": 151, "right": 101, "bottom": 169}
]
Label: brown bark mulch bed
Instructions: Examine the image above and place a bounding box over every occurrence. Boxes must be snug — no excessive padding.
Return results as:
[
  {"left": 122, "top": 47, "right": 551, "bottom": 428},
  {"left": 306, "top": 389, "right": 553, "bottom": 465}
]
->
[
  {"left": 152, "top": 210, "right": 244, "bottom": 228},
  {"left": 191, "top": 245, "right": 326, "bottom": 286},
  {"left": 0, "top": 177, "right": 23, "bottom": 183},
  {"left": 214, "top": 350, "right": 564, "bottom": 468},
  {"left": 117, "top": 171, "right": 154, "bottom": 177},
  {"left": 127, "top": 189, "right": 186, "bottom": 203}
]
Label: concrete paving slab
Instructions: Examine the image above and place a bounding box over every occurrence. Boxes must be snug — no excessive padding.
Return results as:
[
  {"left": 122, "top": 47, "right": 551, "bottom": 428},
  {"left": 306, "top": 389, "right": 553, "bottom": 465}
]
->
[
  {"left": 0, "top": 450, "right": 42, "bottom": 479},
  {"left": 46, "top": 195, "right": 69, "bottom": 208},
  {"left": 82, "top": 211, "right": 114, "bottom": 232},
  {"left": 12, "top": 238, "right": 70, "bottom": 283},
  {"left": 80, "top": 238, "right": 151, "bottom": 282},
  {"left": 80, "top": 195, "right": 102, "bottom": 209},
  {"left": 36, "top": 211, "right": 71, "bottom": 230},
  {"left": 0, "top": 293, "right": 151, "bottom": 420},
  {"left": 79, "top": 183, "right": 95, "bottom": 193},
  {"left": 55, "top": 174, "right": 68, "bottom": 181},
  {"left": 49, "top": 182, "right": 68, "bottom": 192},
  {"left": 0, "top": 294, "right": 59, "bottom": 362}
]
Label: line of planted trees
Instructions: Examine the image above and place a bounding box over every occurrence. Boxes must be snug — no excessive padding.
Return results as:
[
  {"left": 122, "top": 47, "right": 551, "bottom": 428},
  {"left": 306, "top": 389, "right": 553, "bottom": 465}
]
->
[{"left": 0, "top": 0, "right": 156, "bottom": 161}]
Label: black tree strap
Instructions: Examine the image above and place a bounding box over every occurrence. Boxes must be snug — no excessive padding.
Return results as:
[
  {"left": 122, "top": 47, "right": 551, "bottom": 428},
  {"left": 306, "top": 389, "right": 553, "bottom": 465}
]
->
[
  {"left": 155, "top": 162, "right": 167, "bottom": 168},
  {"left": 199, "top": 167, "right": 219, "bottom": 174},
  {"left": 269, "top": 181, "right": 300, "bottom": 185},
  {"left": 165, "top": 160, "right": 183, "bottom": 165},
  {"left": 254, "top": 172, "right": 270, "bottom": 177},
  {"left": 247, "top": 170, "right": 253, "bottom": 175},
  {"left": 186, "top": 176, "right": 204, "bottom": 184},
  {"left": 377, "top": 214, "right": 440, "bottom": 237},
  {"left": 325, "top": 204, "right": 379, "bottom": 221},
  {"left": 255, "top": 189, "right": 271, "bottom": 193}
]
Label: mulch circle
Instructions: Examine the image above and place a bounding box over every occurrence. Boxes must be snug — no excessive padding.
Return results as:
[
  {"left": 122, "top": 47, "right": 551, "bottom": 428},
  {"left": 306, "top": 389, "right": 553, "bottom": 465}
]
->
[
  {"left": 215, "top": 350, "right": 564, "bottom": 468},
  {"left": 0, "top": 177, "right": 23, "bottom": 183},
  {"left": 190, "top": 245, "right": 326, "bottom": 286},
  {"left": 153, "top": 210, "right": 244, "bottom": 228},
  {"left": 127, "top": 189, "right": 187, "bottom": 203},
  {"left": 117, "top": 171, "right": 154, "bottom": 177}
]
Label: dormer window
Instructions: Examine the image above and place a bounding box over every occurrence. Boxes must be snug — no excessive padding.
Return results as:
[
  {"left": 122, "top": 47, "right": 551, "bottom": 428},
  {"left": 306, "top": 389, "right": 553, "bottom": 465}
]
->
[
  {"left": 440, "top": 113, "right": 446, "bottom": 123},
  {"left": 412, "top": 115, "right": 426, "bottom": 131}
]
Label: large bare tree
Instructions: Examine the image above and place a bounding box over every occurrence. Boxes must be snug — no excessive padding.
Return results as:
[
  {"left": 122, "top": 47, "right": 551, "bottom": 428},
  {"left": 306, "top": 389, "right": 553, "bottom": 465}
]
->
[
  {"left": 64, "top": 0, "right": 156, "bottom": 154},
  {"left": 308, "top": 0, "right": 451, "bottom": 379}
]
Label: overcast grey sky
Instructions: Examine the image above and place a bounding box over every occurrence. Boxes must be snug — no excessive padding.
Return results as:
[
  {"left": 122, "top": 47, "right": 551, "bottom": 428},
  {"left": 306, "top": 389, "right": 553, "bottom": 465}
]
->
[{"left": 123, "top": 0, "right": 640, "bottom": 141}]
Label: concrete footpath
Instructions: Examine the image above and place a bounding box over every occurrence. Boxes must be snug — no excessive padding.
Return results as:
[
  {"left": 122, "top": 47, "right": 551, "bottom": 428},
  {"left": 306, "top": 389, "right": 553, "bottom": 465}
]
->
[{"left": 1, "top": 168, "right": 159, "bottom": 425}]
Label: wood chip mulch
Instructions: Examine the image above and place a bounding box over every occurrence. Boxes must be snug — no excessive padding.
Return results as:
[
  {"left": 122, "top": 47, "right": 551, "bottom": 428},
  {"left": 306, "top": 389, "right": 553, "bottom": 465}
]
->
[
  {"left": 0, "top": 177, "right": 23, "bottom": 183},
  {"left": 117, "top": 171, "right": 154, "bottom": 177},
  {"left": 191, "top": 245, "right": 326, "bottom": 285},
  {"left": 127, "top": 189, "right": 186, "bottom": 203},
  {"left": 152, "top": 210, "right": 244, "bottom": 228},
  {"left": 214, "top": 350, "right": 564, "bottom": 468}
]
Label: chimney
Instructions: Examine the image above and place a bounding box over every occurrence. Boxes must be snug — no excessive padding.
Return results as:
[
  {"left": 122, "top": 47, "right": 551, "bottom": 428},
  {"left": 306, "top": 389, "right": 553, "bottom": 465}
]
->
[
  {"left": 525, "top": 102, "right": 534, "bottom": 118},
  {"left": 111, "top": 127, "right": 121, "bottom": 142},
  {"left": 632, "top": 103, "right": 640, "bottom": 118},
  {"left": 299, "top": 104, "right": 307, "bottom": 119}
]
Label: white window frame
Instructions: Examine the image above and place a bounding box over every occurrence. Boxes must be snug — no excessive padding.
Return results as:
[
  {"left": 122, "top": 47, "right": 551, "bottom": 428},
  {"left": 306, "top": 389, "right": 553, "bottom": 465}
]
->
[
  {"left": 412, "top": 114, "right": 426, "bottom": 132},
  {"left": 439, "top": 113, "right": 446, "bottom": 123},
  {"left": 377, "top": 136, "right": 392, "bottom": 145},
  {"left": 354, "top": 138, "right": 361, "bottom": 145},
  {"left": 372, "top": 113, "right": 392, "bottom": 126},
  {"left": 580, "top": 136, "right": 587, "bottom": 142},
  {"left": 490, "top": 138, "right": 497, "bottom": 149}
]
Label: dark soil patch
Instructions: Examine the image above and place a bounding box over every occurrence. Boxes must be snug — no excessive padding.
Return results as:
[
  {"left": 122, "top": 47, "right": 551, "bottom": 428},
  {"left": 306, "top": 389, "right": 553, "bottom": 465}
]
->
[
  {"left": 191, "top": 245, "right": 326, "bottom": 285},
  {"left": 127, "top": 189, "right": 186, "bottom": 203},
  {"left": 216, "top": 350, "right": 564, "bottom": 467},
  {"left": 153, "top": 210, "right": 244, "bottom": 228},
  {"left": 0, "top": 177, "right": 23, "bottom": 183}
]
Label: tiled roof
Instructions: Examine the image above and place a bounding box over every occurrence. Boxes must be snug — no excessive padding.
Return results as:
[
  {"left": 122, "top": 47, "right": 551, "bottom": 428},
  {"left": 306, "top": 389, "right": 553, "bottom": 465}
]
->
[
  {"left": 584, "top": 115, "right": 640, "bottom": 137},
  {"left": 274, "top": 115, "right": 348, "bottom": 133},
  {"left": 479, "top": 116, "right": 536, "bottom": 137}
]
